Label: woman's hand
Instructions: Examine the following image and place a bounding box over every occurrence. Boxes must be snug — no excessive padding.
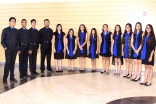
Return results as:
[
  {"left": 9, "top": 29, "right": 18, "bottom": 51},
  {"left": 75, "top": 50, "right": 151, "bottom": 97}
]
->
[
  {"left": 18, "top": 51, "right": 21, "bottom": 54},
  {"left": 73, "top": 50, "right": 76, "bottom": 55},
  {"left": 96, "top": 50, "right": 98, "bottom": 54},
  {"left": 28, "top": 50, "right": 32, "bottom": 54},
  {"left": 111, "top": 49, "right": 113, "bottom": 55},
  {"left": 53, "top": 48, "right": 56, "bottom": 53},
  {"left": 148, "top": 56, "right": 152, "bottom": 62},
  {"left": 122, "top": 51, "right": 124, "bottom": 56},
  {"left": 135, "top": 49, "right": 139, "bottom": 55}
]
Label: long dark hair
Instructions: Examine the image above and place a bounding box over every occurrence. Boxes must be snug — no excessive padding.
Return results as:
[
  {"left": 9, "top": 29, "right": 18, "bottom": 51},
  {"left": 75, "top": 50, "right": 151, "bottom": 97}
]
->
[
  {"left": 143, "top": 24, "right": 155, "bottom": 45},
  {"left": 89, "top": 28, "right": 97, "bottom": 41},
  {"left": 56, "top": 24, "right": 63, "bottom": 32},
  {"left": 123, "top": 23, "right": 133, "bottom": 37},
  {"left": 78, "top": 24, "right": 87, "bottom": 37},
  {"left": 134, "top": 22, "right": 142, "bottom": 36},
  {"left": 113, "top": 24, "right": 122, "bottom": 38},
  {"left": 102, "top": 24, "right": 108, "bottom": 32},
  {"left": 67, "top": 28, "right": 74, "bottom": 37}
]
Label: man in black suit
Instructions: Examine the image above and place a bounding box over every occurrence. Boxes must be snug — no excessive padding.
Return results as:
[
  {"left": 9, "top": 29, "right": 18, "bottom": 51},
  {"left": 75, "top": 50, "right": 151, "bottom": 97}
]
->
[
  {"left": 1, "top": 17, "right": 19, "bottom": 84},
  {"left": 29, "top": 19, "right": 40, "bottom": 75},
  {"left": 39, "top": 19, "right": 53, "bottom": 75},
  {"left": 18, "top": 19, "right": 31, "bottom": 79}
]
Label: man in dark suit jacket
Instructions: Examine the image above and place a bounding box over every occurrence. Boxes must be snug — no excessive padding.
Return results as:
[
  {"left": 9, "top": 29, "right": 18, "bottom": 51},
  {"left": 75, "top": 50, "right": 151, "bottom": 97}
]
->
[{"left": 1, "top": 17, "right": 19, "bottom": 84}]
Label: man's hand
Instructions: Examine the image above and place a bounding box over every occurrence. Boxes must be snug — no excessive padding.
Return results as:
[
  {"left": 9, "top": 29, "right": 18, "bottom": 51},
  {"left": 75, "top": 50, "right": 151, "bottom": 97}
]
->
[
  {"left": 29, "top": 50, "right": 32, "bottom": 54},
  {"left": 37, "top": 49, "right": 39, "bottom": 53},
  {"left": 18, "top": 51, "right": 21, "bottom": 54}
]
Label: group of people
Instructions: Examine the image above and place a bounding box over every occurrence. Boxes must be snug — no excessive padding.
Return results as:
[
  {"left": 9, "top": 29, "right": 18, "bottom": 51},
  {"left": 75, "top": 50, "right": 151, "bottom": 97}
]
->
[{"left": 1, "top": 17, "right": 155, "bottom": 87}]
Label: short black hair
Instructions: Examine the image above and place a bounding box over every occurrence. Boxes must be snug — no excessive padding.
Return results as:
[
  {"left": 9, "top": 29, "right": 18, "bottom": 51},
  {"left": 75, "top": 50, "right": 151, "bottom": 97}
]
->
[
  {"left": 21, "top": 19, "right": 27, "bottom": 23},
  {"left": 44, "top": 19, "right": 49, "bottom": 22},
  {"left": 31, "top": 19, "right": 36, "bottom": 23},
  {"left": 9, "top": 17, "right": 16, "bottom": 22}
]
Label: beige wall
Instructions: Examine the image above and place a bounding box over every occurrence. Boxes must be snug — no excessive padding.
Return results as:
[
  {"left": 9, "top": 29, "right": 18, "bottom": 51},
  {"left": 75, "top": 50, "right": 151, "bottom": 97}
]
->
[{"left": 0, "top": 0, "right": 156, "bottom": 70}]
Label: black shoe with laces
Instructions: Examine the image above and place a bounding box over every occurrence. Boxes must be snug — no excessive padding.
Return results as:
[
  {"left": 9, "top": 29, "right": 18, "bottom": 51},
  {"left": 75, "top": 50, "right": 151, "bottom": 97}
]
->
[{"left": 3, "top": 79, "right": 8, "bottom": 84}]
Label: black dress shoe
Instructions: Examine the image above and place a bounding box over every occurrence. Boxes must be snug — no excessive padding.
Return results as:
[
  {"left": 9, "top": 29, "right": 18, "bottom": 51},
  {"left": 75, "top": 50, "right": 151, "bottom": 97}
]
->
[
  {"left": 100, "top": 70, "right": 106, "bottom": 74},
  {"left": 59, "top": 70, "right": 63, "bottom": 72},
  {"left": 31, "top": 73, "right": 36, "bottom": 76},
  {"left": 47, "top": 69, "right": 53, "bottom": 72},
  {"left": 106, "top": 72, "right": 109, "bottom": 75},
  {"left": 10, "top": 78, "right": 17, "bottom": 83},
  {"left": 140, "top": 82, "right": 147, "bottom": 85},
  {"left": 41, "top": 72, "right": 44, "bottom": 75},
  {"left": 131, "top": 77, "right": 137, "bottom": 81},
  {"left": 93, "top": 70, "right": 96, "bottom": 72},
  {"left": 127, "top": 75, "right": 132, "bottom": 79},
  {"left": 24, "top": 74, "right": 30, "bottom": 78},
  {"left": 133, "top": 78, "right": 141, "bottom": 82},
  {"left": 145, "top": 83, "right": 152, "bottom": 86},
  {"left": 56, "top": 70, "right": 59, "bottom": 73},
  {"left": 68, "top": 70, "right": 71, "bottom": 72},
  {"left": 3, "top": 80, "right": 8, "bottom": 84},
  {"left": 34, "top": 72, "right": 40, "bottom": 74},
  {"left": 71, "top": 70, "right": 75, "bottom": 72},
  {"left": 20, "top": 76, "right": 24, "bottom": 79},
  {"left": 79, "top": 70, "right": 82, "bottom": 72},
  {"left": 82, "top": 70, "right": 85, "bottom": 72},
  {"left": 123, "top": 73, "right": 129, "bottom": 78}
]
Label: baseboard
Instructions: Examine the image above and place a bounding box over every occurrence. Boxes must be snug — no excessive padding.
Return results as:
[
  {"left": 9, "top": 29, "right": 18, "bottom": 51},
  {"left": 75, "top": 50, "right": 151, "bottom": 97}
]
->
[{"left": 0, "top": 62, "right": 155, "bottom": 75}]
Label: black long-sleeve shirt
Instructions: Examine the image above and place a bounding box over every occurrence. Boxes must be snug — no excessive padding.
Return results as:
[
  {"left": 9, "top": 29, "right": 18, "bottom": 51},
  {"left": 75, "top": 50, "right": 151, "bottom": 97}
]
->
[
  {"left": 18, "top": 28, "right": 31, "bottom": 50},
  {"left": 29, "top": 27, "right": 39, "bottom": 49},
  {"left": 39, "top": 27, "right": 53, "bottom": 43},
  {"left": 1, "top": 26, "right": 19, "bottom": 48}
]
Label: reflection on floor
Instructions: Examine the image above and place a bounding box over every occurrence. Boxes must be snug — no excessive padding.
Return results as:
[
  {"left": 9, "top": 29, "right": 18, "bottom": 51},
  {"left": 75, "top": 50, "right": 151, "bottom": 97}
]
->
[
  {"left": 0, "top": 71, "right": 156, "bottom": 104},
  {"left": 0, "top": 65, "right": 90, "bottom": 93}
]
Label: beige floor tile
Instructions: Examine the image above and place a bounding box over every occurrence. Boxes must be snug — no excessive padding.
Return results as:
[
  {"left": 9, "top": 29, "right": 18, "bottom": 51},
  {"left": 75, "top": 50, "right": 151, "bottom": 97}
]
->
[
  {"left": 0, "top": 93, "right": 33, "bottom": 104},
  {"left": 65, "top": 95, "right": 100, "bottom": 104},
  {"left": 86, "top": 92, "right": 121, "bottom": 103},
  {"left": 1, "top": 73, "right": 156, "bottom": 104},
  {"left": 35, "top": 99, "right": 68, "bottom": 104}
]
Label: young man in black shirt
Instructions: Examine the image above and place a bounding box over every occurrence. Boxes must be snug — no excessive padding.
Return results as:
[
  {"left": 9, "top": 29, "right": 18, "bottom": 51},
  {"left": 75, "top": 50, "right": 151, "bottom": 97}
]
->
[
  {"left": 29, "top": 19, "right": 40, "bottom": 75},
  {"left": 18, "top": 19, "right": 31, "bottom": 79},
  {"left": 1, "top": 17, "right": 19, "bottom": 84},
  {"left": 39, "top": 19, "right": 53, "bottom": 75}
]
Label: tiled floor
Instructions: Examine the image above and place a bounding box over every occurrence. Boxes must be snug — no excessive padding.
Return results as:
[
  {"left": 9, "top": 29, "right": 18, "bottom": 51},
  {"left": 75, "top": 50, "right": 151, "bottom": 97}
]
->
[{"left": 0, "top": 72, "right": 156, "bottom": 104}]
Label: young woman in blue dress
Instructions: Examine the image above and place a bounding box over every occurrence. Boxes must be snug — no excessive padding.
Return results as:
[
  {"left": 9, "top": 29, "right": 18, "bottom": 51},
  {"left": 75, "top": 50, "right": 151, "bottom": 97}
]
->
[
  {"left": 65, "top": 28, "right": 77, "bottom": 72},
  {"left": 140, "top": 24, "right": 156, "bottom": 86},
  {"left": 99, "top": 24, "right": 112, "bottom": 75},
  {"left": 111, "top": 25, "right": 123, "bottom": 76},
  {"left": 122, "top": 23, "right": 133, "bottom": 78},
  {"left": 77, "top": 24, "right": 88, "bottom": 72},
  {"left": 53, "top": 24, "right": 66, "bottom": 72},
  {"left": 88, "top": 28, "right": 99, "bottom": 72},
  {"left": 131, "top": 22, "right": 144, "bottom": 81}
]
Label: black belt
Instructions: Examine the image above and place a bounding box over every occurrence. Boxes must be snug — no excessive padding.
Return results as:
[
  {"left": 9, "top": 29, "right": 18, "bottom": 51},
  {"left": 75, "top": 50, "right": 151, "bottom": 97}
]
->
[
  {"left": 6, "top": 44, "right": 17, "bottom": 47},
  {"left": 21, "top": 43, "right": 28, "bottom": 46},
  {"left": 31, "top": 43, "right": 37, "bottom": 45},
  {"left": 42, "top": 41, "right": 51, "bottom": 43}
]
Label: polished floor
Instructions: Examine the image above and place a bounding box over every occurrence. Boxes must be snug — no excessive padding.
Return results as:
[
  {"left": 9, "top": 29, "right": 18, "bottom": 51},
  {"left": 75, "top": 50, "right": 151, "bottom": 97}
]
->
[{"left": 0, "top": 67, "right": 156, "bottom": 104}]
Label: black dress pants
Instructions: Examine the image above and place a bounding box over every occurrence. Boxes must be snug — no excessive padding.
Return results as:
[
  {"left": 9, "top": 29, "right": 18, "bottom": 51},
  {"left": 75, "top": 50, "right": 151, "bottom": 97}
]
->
[
  {"left": 19, "top": 45, "right": 29, "bottom": 77},
  {"left": 29, "top": 44, "right": 37, "bottom": 74},
  {"left": 3, "top": 46, "right": 18, "bottom": 81},
  {"left": 40, "top": 42, "right": 52, "bottom": 72}
]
